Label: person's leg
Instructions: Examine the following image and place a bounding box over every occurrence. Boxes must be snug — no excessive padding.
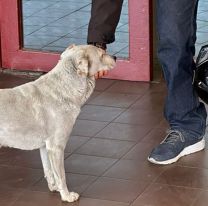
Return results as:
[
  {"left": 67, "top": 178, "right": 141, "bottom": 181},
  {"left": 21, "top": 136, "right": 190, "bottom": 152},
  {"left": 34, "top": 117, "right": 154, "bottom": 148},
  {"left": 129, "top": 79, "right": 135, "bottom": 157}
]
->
[
  {"left": 87, "top": 0, "right": 123, "bottom": 45},
  {"left": 190, "top": 0, "right": 199, "bottom": 57},
  {"left": 148, "top": 0, "right": 207, "bottom": 165}
]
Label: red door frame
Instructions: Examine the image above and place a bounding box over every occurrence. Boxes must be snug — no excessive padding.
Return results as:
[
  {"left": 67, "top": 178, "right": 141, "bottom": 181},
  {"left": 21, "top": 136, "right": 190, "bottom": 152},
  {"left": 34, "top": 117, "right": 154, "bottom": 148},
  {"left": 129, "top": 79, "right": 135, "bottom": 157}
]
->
[
  {"left": 0, "top": 1, "right": 2, "bottom": 67},
  {"left": 0, "top": 0, "right": 152, "bottom": 81}
]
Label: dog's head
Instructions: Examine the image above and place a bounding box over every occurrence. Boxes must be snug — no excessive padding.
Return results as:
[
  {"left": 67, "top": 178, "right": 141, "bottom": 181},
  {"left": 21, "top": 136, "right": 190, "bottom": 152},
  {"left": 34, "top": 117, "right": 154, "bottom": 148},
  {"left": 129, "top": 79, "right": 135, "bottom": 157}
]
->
[{"left": 60, "top": 44, "right": 116, "bottom": 78}]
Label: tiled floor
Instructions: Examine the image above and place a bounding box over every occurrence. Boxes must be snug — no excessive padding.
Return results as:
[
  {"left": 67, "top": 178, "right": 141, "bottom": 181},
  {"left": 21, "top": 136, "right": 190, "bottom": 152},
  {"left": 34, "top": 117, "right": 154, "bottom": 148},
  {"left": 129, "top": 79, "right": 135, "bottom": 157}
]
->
[
  {"left": 2, "top": 1, "right": 208, "bottom": 206},
  {"left": 0, "top": 71, "right": 208, "bottom": 206}
]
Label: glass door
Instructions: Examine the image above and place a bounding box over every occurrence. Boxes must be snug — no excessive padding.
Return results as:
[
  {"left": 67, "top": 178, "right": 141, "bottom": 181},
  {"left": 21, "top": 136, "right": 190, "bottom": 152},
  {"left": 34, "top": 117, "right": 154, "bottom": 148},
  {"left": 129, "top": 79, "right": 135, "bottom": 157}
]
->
[{"left": 1, "top": 0, "right": 152, "bottom": 81}]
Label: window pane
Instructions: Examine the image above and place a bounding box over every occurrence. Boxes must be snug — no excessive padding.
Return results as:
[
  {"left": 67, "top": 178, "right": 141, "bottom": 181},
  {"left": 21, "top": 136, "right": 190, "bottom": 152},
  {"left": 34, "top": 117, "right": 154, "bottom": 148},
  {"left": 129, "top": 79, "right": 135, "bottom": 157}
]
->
[{"left": 22, "top": 0, "right": 129, "bottom": 58}]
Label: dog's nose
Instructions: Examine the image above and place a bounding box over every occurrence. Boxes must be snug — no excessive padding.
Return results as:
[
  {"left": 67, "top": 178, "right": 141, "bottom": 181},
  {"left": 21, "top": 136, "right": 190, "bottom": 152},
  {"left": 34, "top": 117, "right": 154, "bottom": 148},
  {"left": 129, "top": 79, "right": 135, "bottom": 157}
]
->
[{"left": 110, "top": 55, "right": 117, "bottom": 62}]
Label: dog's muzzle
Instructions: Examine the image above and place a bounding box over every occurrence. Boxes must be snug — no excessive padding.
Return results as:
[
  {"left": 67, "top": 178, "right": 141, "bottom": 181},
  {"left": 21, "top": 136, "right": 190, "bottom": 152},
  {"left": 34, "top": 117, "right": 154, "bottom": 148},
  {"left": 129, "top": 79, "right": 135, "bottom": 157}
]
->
[{"left": 111, "top": 55, "right": 117, "bottom": 62}]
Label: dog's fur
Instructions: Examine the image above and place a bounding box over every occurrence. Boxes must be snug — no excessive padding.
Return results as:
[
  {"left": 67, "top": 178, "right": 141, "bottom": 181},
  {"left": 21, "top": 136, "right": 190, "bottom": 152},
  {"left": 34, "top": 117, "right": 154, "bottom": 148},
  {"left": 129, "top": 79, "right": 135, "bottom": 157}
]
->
[{"left": 0, "top": 45, "right": 115, "bottom": 202}]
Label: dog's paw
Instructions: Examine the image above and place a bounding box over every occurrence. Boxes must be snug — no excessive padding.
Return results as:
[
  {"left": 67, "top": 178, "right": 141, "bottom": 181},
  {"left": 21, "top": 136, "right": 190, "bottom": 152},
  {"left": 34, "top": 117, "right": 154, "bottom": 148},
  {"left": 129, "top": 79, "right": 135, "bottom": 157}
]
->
[{"left": 61, "top": 191, "right": 79, "bottom": 202}]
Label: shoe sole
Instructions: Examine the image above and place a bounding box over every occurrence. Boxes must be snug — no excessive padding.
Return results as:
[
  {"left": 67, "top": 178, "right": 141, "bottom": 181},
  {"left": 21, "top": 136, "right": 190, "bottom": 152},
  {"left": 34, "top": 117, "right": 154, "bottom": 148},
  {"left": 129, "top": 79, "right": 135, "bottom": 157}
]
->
[{"left": 148, "top": 138, "right": 205, "bottom": 165}]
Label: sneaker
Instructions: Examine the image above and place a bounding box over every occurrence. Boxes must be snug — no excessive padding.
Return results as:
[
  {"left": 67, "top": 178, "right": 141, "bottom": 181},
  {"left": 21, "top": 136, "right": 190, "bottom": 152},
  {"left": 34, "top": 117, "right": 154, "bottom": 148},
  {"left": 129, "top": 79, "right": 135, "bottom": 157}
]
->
[{"left": 148, "top": 130, "right": 205, "bottom": 165}]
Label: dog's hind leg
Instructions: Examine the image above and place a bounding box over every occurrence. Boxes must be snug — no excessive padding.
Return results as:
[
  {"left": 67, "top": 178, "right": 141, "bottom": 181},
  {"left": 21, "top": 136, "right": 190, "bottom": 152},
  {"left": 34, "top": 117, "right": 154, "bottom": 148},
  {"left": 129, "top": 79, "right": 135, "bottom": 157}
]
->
[
  {"left": 40, "top": 146, "right": 58, "bottom": 192},
  {"left": 46, "top": 141, "right": 79, "bottom": 203}
]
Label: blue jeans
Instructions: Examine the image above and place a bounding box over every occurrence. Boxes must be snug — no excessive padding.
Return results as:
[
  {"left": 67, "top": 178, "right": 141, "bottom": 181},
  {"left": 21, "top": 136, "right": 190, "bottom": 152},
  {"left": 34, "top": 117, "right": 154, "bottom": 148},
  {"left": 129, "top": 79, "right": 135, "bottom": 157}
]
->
[{"left": 156, "top": 0, "right": 207, "bottom": 138}]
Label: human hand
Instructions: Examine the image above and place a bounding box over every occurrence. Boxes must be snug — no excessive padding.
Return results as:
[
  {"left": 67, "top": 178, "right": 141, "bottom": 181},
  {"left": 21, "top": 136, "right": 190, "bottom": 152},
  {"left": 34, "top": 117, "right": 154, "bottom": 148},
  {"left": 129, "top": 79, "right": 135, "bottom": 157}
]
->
[{"left": 94, "top": 70, "right": 109, "bottom": 79}]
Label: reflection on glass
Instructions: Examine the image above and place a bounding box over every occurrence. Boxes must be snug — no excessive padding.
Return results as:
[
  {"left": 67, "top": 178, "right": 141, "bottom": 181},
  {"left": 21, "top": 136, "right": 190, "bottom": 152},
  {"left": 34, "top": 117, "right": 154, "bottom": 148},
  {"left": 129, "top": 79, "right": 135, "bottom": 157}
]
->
[{"left": 22, "top": 0, "right": 129, "bottom": 58}]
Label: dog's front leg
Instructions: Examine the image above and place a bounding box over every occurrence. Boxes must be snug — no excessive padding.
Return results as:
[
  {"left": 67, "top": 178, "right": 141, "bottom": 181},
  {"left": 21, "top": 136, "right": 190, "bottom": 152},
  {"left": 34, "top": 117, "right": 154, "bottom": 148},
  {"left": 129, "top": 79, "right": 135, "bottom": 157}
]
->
[
  {"left": 46, "top": 142, "right": 79, "bottom": 202},
  {"left": 40, "top": 146, "right": 58, "bottom": 192}
]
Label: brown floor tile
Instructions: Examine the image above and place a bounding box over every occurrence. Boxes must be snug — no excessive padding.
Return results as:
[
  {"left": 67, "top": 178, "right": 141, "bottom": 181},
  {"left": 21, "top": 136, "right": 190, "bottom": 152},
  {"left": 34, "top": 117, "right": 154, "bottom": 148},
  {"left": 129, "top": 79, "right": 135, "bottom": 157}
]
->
[
  {"left": 87, "top": 92, "right": 141, "bottom": 108},
  {"left": 83, "top": 177, "right": 149, "bottom": 203},
  {"left": 13, "top": 192, "right": 129, "bottom": 206},
  {"left": 0, "top": 185, "right": 24, "bottom": 206},
  {"left": 0, "top": 147, "right": 14, "bottom": 162},
  {"left": 130, "top": 92, "right": 165, "bottom": 112},
  {"left": 155, "top": 118, "right": 169, "bottom": 128},
  {"left": 76, "top": 138, "right": 135, "bottom": 159},
  {"left": 65, "top": 136, "right": 91, "bottom": 153},
  {"left": 155, "top": 165, "right": 208, "bottom": 189},
  {"left": 0, "top": 73, "right": 33, "bottom": 89},
  {"left": 122, "top": 142, "right": 155, "bottom": 161},
  {"left": 176, "top": 149, "right": 208, "bottom": 169},
  {"left": 147, "top": 82, "right": 167, "bottom": 93},
  {"left": 140, "top": 127, "right": 167, "bottom": 146},
  {"left": 132, "top": 183, "right": 200, "bottom": 206},
  {"left": 114, "top": 108, "right": 163, "bottom": 127},
  {"left": 0, "top": 165, "right": 43, "bottom": 189},
  {"left": 71, "top": 120, "right": 108, "bottom": 137},
  {"left": 64, "top": 154, "right": 117, "bottom": 176},
  {"left": 75, "top": 197, "right": 130, "bottom": 206},
  {"left": 103, "top": 160, "right": 165, "bottom": 182},
  {"left": 0, "top": 147, "right": 75, "bottom": 167},
  {"left": 95, "top": 79, "right": 116, "bottom": 92},
  {"left": 11, "top": 190, "right": 65, "bottom": 206},
  {"left": 86, "top": 91, "right": 101, "bottom": 103},
  {"left": 192, "top": 191, "right": 208, "bottom": 206},
  {"left": 105, "top": 81, "right": 150, "bottom": 94},
  {"left": 31, "top": 173, "right": 97, "bottom": 194},
  {"left": 78, "top": 105, "right": 124, "bottom": 122},
  {"left": 0, "top": 149, "right": 42, "bottom": 169},
  {"left": 95, "top": 122, "right": 152, "bottom": 142}
]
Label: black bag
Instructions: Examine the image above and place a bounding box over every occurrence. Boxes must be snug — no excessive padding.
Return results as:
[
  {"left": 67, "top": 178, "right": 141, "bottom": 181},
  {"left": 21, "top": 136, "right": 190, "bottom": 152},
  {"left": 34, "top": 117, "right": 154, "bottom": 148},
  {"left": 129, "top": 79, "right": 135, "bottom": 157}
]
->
[{"left": 194, "top": 45, "right": 208, "bottom": 104}]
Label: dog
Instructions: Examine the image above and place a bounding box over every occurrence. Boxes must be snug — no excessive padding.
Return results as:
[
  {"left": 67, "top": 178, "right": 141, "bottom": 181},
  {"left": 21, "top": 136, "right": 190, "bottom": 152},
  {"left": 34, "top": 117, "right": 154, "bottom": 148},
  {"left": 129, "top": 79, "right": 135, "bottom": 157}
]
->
[{"left": 0, "top": 45, "right": 115, "bottom": 202}]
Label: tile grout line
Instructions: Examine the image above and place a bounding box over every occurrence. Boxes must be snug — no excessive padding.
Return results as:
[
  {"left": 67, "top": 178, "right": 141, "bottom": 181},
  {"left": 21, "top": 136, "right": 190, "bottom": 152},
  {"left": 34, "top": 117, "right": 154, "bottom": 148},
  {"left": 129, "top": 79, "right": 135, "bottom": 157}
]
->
[
  {"left": 77, "top": 80, "right": 144, "bottom": 195},
  {"left": 79, "top": 86, "right": 157, "bottom": 195}
]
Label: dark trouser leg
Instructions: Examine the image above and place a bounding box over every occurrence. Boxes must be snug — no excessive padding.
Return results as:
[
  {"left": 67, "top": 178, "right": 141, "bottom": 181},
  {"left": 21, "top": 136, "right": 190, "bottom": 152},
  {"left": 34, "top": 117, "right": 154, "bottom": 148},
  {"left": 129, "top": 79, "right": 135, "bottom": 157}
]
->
[
  {"left": 87, "top": 0, "right": 123, "bottom": 44},
  {"left": 156, "top": 0, "right": 207, "bottom": 138}
]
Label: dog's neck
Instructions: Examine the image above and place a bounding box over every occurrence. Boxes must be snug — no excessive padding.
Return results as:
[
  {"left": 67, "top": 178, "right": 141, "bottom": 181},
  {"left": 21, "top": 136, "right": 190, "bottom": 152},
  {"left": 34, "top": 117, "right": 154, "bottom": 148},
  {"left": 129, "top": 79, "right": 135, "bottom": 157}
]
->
[
  {"left": 60, "top": 57, "right": 77, "bottom": 75},
  {"left": 40, "top": 58, "right": 95, "bottom": 107}
]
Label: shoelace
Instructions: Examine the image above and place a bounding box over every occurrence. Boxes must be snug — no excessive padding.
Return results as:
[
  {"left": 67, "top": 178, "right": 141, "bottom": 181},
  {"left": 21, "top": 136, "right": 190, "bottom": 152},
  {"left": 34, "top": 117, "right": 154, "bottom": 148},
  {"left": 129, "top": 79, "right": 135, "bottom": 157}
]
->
[{"left": 161, "top": 130, "right": 185, "bottom": 145}]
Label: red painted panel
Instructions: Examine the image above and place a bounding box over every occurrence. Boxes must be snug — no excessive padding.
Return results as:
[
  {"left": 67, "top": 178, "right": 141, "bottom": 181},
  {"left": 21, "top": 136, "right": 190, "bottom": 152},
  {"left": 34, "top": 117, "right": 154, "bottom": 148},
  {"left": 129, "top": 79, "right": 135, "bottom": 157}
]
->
[{"left": 1, "top": 0, "right": 152, "bottom": 81}]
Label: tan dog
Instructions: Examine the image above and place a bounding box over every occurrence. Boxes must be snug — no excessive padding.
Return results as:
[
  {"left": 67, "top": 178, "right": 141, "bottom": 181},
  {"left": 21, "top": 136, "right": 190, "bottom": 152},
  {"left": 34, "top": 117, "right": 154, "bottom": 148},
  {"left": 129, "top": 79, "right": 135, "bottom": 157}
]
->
[{"left": 0, "top": 45, "right": 115, "bottom": 202}]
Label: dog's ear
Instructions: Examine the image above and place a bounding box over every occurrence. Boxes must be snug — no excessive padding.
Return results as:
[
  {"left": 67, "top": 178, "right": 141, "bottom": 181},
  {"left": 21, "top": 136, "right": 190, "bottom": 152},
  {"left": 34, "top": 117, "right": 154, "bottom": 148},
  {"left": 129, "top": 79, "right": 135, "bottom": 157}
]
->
[
  {"left": 67, "top": 44, "right": 75, "bottom": 49},
  {"left": 76, "top": 56, "right": 89, "bottom": 77},
  {"left": 60, "top": 44, "right": 76, "bottom": 60}
]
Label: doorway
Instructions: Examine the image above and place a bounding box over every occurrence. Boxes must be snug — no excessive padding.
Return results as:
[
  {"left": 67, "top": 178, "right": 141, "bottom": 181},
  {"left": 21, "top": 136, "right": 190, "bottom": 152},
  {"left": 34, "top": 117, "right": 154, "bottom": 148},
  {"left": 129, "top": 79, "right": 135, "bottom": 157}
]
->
[{"left": 0, "top": 0, "right": 152, "bottom": 81}]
